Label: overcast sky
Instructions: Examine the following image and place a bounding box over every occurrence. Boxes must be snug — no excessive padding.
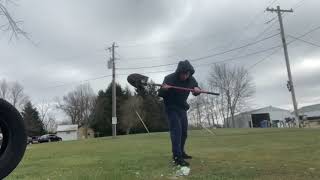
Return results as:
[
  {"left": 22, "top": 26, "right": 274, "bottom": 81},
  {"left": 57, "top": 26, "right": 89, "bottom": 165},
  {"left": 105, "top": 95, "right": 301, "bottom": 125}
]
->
[{"left": 1, "top": 0, "right": 319, "bottom": 117}]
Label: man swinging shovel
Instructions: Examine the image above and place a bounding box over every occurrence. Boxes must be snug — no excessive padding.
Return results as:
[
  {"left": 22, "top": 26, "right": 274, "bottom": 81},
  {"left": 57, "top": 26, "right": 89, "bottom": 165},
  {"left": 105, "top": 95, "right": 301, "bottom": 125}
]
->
[{"left": 127, "top": 60, "right": 219, "bottom": 167}]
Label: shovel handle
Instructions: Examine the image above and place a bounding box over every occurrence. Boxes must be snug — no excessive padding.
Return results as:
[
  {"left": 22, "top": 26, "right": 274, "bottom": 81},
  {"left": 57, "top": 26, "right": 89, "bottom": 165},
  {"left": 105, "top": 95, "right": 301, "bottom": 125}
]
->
[
  {"left": 155, "top": 84, "right": 219, "bottom": 96},
  {"left": 199, "top": 91, "right": 220, "bottom": 96}
]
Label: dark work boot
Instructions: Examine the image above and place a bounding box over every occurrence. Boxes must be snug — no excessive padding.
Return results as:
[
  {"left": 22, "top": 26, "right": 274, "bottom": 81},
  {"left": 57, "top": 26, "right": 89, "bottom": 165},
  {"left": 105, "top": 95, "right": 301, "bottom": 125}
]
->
[
  {"left": 173, "top": 156, "right": 190, "bottom": 166},
  {"left": 182, "top": 152, "right": 192, "bottom": 159}
]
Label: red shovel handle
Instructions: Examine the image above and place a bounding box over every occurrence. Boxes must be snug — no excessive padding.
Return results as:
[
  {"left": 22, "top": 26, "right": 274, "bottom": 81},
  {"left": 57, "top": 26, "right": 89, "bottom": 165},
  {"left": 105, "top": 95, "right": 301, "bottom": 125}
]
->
[{"left": 155, "top": 84, "right": 219, "bottom": 96}]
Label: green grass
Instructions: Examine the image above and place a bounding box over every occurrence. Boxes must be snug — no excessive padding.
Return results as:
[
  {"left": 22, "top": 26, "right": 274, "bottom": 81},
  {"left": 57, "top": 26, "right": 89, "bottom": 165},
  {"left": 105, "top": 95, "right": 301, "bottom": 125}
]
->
[{"left": 7, "top": 129, "right": 320, "bottom": 180}]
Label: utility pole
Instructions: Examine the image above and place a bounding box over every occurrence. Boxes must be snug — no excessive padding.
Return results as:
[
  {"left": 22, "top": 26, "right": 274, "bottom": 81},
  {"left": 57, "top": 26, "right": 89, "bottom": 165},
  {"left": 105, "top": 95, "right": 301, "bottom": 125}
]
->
[
  {"left": 108, "top": 42, "right": 118, "bottom": 137},
  {"left": 266, "top": 6, "right": 300, "bottom": 127}
]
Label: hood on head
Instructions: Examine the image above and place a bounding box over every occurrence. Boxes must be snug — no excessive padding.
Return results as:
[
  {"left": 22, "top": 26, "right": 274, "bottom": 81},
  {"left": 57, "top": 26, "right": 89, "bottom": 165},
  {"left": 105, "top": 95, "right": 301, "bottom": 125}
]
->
[{"left": 175, "top": 60, "right": 195, "bottom": 76}]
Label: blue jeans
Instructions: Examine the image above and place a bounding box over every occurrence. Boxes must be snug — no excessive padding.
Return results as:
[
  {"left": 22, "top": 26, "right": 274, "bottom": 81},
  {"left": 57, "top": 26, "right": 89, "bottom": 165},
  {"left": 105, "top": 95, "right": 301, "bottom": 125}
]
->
[{"left": 166, "top": 108, "right": 188, "bottom": 158}]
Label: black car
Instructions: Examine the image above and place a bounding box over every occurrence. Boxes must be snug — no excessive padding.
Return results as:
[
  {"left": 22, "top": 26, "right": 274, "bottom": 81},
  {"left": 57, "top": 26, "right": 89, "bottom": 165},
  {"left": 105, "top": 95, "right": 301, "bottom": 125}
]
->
[
  {"left": 38, "top": 134, "right": 62, "bottom": 143},
  {"left": 31, "top": 136, "right": 40, "bottom": 144}
]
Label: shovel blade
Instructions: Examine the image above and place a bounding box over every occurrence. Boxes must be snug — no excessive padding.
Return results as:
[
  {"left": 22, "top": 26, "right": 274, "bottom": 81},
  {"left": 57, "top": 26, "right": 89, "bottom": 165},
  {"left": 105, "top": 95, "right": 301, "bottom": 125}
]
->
[{"left": 127, "top": 73, "right": 149, "bottom": 88}]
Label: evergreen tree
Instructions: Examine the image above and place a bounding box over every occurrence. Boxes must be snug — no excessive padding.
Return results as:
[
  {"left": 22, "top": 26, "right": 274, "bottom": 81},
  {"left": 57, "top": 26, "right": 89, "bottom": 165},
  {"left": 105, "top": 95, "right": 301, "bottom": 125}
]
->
[
  {"left": 90, "top": 83, "right": 128, "bottom": 136},
  {"left": 22, "top": 101, "right": 46, "bottom": 136},
  {"left": 135, "top": 82, "right": 168, "bottom": 132},
  {"left": 90, "top": 82, "right": 168, "bottom": 137}
]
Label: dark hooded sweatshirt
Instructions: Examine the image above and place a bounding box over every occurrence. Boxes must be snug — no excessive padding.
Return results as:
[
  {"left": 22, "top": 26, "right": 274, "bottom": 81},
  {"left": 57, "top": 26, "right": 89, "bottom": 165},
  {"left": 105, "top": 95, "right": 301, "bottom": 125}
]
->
[{"left": 158, "top": 60, "right": 199, "bottom": 110}]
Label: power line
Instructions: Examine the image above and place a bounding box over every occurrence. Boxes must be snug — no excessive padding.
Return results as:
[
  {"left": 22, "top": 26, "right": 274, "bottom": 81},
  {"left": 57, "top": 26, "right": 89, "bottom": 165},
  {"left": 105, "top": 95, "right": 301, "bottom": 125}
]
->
[
  {"left": 119, "top": 69, "right": 175, "bottom": 76},
  {"left": 118, "top": 0, "right": 279, "bottom": 50},
  {"left": 217, "top": 0, "right": 278, "bottom": 45},
  {"left": 227, "top": 1, "right": 315, "bottom": 71},
  {"left": 196, "top": 45, "right": 281, "bottom": 67},
  {"left": 204, "top": 0, "right": 278, "bottom": 57},
  {"left": 119, "top": 32, "right": 267, "bottom": 62},
  {"left": 220, "top": 0, "right": 282, "bottom": 69},
  {"left": 292, "top": 0, "right": 308, "bottom": 9},
  {"left": 37, "top": 1, "right": 317, "bottom": 90},
  {"left": 119, "top": 23, "right": 320, "bottom": 71},
  {"left": 39, "top": 45, "right": 282, "bottom": 90},
  {"left": 118, "top": 41, "right": 234, "bottom": 62},
  {"left": 241, "top": 0, "right": 308, "bottom": 51},
  {"left": 28, "top": 0, "right": 309, "bottom": 70},
  {"left": 42, "top": 74, "right": 113, "bottom": 89},
  {"left": 248, "top": 49, "right": 281, "bottom": 70},
  {"left": 290, "top": 25, "right": 320, "bottom": 42},
  {"left": 120, "top": 45, "right": 282, "bottom": 75},
  {"left": 117, "top": 33, "right": 280, "bottom": 70},
  {"left": 267, "top": 0, "right": 278, "bottom": 7},
  {"left": 191, "top": 33, "right": 279, "bottom": 61},
  {"left": 38, "top": 26, "right": 320, "bottom": 90},
  {"left": 265, "top": 16, "right": 277, "bottom": 24},
  {"left": 40, "top": 69, "right": 178, "bottom": 90},
  {"left": 111, "top": 0, "right": 283, "bottom": 63},
  {"left": 121, "top": 45, "right": 281, "bottom": 75},
  {"left": 119, "top": 31, "right": 223, "bottom": 48},
  {"left": 286, "top": 34, "right": 320, "bottom": 48},
  {"left": 115, "top": 45, "right": 283, "bottom": 76},
  {"left": 40, "top": 25, "right": 320, "bottom": 90},
  {"left": 248, "top": 25, "right": 320, "bottom": 70},
  {"left": 119, "top": 54, "right": 177, "bottom": 61}
]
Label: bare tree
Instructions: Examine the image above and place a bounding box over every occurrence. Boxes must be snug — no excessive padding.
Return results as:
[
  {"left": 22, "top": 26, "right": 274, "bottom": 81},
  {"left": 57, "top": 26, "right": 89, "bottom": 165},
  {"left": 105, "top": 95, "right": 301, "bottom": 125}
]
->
[
  {"left": 189, "top": 96, "right": 204, "bottom": 127},
  {"left": 0, "top": 79, "right": 9, "bottom": 99},
  {"left": 208, "top": 64, "right": 255, "bottom": 128},
  {"left": 204, "top": 84, "right": 226, "bottom": 127},
  {"left": 0, "top": 0, "right": 27, "bottom": 40},
  {"left": 45, "top": 113, "right": 57, "bottom": 133},
  {"left": 188, "top": 83, "right": 220, "bottom": 128},
  {"left": 55, "top": 95, "right": 78, "bottom": 125},
  {"left": 198, "top": 83, "right": 219, "bottom": 127},
  {"left": 56, "top": 84, "right": 96, "bottom": 138},
  {"left": 36, "top": 100, "right": 57, "bottom": 132},
  {"left": 202, "top": 94, "right": 214, "bottom": 127},
  {"left": 0, "top": 80, "right": 29, "bottom": 109},
  {"left": 37, "top": 100, "right": 50, "bottom": 123},
  {"left": 9, "top": 81, "right": 29, "bottom": 109}
]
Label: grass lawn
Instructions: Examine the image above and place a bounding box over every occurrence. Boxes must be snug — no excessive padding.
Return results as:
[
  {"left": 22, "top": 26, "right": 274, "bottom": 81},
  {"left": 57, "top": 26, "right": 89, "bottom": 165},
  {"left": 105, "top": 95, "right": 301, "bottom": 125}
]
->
[{"left": 7, "top": 128, "right": 320, "bottom": 180}]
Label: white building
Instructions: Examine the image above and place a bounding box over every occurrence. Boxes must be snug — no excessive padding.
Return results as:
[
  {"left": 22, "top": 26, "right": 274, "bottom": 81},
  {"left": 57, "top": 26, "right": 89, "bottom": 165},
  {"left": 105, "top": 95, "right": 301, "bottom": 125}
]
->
[
  {"left": 56, "top": 125, "right": 78, "bottom": 141},
  {"left": 56, "top": 125, "right": 95, "bottom": 141},
  {"left": 299, "top": 104, "right": 320, "bottom": 118},
  {"left": 234, "top": 106, "right": 293, "bottom": 128},
  {"left": 299, "top": 104, "right": 320, "bottom": 128}
]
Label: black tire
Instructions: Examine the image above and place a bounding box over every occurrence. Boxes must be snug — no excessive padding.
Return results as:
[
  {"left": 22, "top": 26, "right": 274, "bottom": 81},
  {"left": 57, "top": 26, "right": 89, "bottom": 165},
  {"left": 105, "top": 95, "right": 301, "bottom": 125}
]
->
[{"left": 0, "top": 99, "right": 27, "bottom": 179}]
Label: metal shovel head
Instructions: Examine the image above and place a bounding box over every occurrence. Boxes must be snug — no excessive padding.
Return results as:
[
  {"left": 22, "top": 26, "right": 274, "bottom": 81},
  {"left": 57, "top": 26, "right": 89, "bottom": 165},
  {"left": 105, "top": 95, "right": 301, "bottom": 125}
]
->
[{"left": 127, "top": 73, "right": 149, "bottom": 88}]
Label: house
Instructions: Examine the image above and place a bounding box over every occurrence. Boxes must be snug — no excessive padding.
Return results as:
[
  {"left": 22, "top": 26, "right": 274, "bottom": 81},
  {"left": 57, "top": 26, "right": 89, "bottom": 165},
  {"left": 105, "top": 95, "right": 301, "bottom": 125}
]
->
[
  {"left": 299, "top": 104, "right": 320, "bottom": 128},
  {"left": 56, "top": 125, "right": 78, "bottom": 141},
  {"left": 233, "top": 106, "right": 293, "bottom": 128},
  {"left": 56, "top": 125, "right": 95, "bottom": 141}
]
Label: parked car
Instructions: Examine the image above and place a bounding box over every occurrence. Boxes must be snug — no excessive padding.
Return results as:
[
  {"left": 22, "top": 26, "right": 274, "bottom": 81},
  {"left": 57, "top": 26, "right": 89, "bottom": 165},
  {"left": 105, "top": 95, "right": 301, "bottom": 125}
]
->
[
  {"left": 38, "top": 134, "right": 62, "bottom": 143},
  {"left": 31, "top": 136, "right": 40, "bottom": 144}
]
